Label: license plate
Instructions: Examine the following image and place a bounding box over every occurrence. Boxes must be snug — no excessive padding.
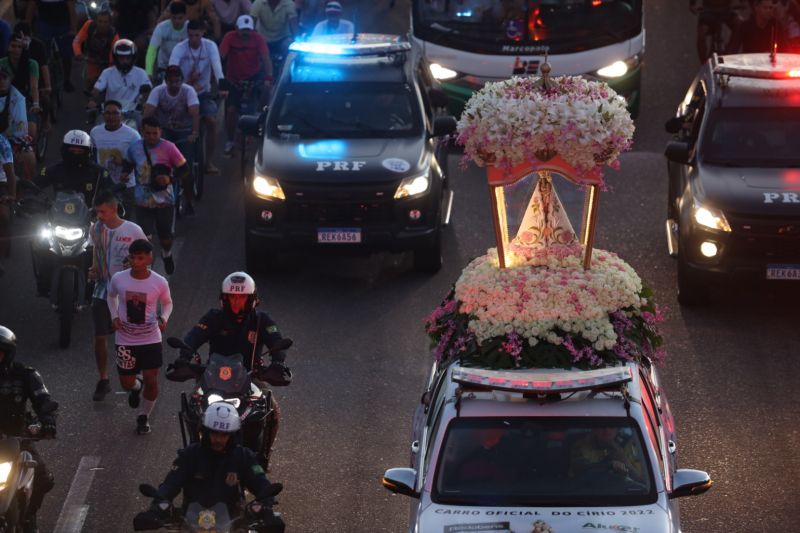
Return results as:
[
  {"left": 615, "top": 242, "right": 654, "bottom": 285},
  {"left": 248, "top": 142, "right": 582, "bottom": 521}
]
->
[
  {"left": 317, "top": 228, "right": 362, "bottom": 243},
  {"left": 766, "top": 264, "right": 800, "bottom": 280}
]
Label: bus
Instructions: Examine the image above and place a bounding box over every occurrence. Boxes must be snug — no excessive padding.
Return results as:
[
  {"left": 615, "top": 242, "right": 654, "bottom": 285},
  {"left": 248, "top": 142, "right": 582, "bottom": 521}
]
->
[{"left": 411, "top": 0, "right": 644, "bottom": 117}]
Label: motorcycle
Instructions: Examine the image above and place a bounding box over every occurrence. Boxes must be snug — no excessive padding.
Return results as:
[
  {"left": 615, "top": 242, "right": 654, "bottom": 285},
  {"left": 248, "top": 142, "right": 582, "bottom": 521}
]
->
[
  {"left": 0, "top": 417, "right": 55, "bottom": 533},
  {"left": 17, "top": 182, "right": 94, "bottom": 349},
  {"left": 165, "top": 338, "right": 293, "bottom": 470},
  {"left": 133, "top": 483, "right": 285, "bottom": 533}
]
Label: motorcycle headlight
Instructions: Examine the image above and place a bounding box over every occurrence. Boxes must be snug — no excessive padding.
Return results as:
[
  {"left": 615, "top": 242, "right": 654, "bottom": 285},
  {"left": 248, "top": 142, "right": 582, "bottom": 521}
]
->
[
  {"left": 0, "top": 461, "right": 12, "bottom": 486},
  {"left": 693, "top": 201, "right": 731, "bottom": 232},
  {"left": 430, "top": 63, "right": 459, "bottom": 81},
  {"left": 90, "top": 1, "right": 98, "bottom": 8},
  {"left": 207, "top": 394, "right": 224, "bottom": 405},
  {"left": 39, "top": 227, "right": 53, "bottom": 240},
  {"left": 394, "top": 175, "right": 430, "bottom": 199},
  {"left": 252, "top": 174, "right": 286, "bottom": 201},
  {"left": 595, "top": 55, "right": 641, "bottom": 79},
  {"left": 54, "top": 226, "right": 85, "bottom": 241}
]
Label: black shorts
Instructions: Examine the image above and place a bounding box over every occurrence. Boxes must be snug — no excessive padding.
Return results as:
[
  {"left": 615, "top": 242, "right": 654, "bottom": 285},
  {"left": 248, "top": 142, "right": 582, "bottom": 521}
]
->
[
  {"left": 115, "top": 342, "right": 163, "bottom": 375},
  {"left": 91, "top": 298, "right": 113, "bottom": 336},
  {"left": 136, "top": 206, "right": 175, "bottom": 240}
]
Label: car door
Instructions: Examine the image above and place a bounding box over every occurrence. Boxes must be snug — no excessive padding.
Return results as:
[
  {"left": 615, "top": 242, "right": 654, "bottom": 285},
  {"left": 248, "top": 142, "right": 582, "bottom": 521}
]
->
[
  {"left": 669, "top": 77, "right": 708, "bottom": 220},
  {"left": 639, "top": 369, "right": 672, "bottom": 490}
]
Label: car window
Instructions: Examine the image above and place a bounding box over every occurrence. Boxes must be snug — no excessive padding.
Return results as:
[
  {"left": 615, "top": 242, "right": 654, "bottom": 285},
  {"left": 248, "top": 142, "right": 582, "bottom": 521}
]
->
[
  {"left": 702, "top": 108, "right": 800, "bottom": 167},
  {"left": 432, "top": 417, "right": 656, "bottom": 506},
  {"left": 268, "top": 82, "right": 423, "bottom": 139},
  {"left": 422, "top": 393, "right": 447, "bottom": 478},
  {"left": 686, "top": 81, "right": 707, "bottom": 149},
  {"left": 638, "top": 380, "right": 665, "bottom": 476}
]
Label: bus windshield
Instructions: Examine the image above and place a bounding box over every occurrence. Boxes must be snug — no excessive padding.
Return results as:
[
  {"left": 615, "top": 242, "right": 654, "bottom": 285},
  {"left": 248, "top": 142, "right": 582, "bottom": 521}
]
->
[{"left": 414, "top": 0, "right": 642, "bottom": 55}]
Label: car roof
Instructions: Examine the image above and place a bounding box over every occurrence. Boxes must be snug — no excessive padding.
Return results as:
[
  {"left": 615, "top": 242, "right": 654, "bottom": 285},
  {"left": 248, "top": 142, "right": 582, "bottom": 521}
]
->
[
  {"left": 286, "top": 33, "right": 412, "bottom": 84},
  {"left": 437, "top": 361, "right": 646, "bottom": 420},
  {"left": 707, "top": 53, "right": 800, "bottom": 108}
]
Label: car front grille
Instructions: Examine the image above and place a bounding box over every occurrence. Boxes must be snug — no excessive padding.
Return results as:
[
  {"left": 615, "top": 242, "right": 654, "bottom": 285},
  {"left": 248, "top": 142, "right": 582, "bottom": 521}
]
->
[
  {"left": 727, "top": 214, "right": 800, "bottom": 262},
  {"left": 282, "top": 183, "right": 396, "bottom": 226}
]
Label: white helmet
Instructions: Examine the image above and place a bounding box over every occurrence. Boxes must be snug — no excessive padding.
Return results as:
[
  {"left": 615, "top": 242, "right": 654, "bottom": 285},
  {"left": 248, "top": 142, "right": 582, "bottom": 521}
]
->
[
  {"left": 63, "top": 130, "right": 92, "bottom": 149},
  {"left": 202, "top": 402, "right": 241, "bottom": 433},
  {"left": 221, "top": 272, "right": 256, "bottom": 295},
  {"left": 61, "top": 130, "right": 93, "bottom": 165}
]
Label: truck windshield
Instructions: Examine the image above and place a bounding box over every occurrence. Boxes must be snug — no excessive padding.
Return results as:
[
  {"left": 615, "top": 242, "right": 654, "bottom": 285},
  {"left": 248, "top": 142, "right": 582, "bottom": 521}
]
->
[
  {"left": 414, "top": 0, "right": 642, "bottom": 55},
  {"left": 703, "top": 108, "right": 800, "bottom": 168},
  {"left": 269, "top": 83, "right": 423, "bottom": 139},
  {"left": 432, "top": 417, "right": 656, "bottom": 506}
]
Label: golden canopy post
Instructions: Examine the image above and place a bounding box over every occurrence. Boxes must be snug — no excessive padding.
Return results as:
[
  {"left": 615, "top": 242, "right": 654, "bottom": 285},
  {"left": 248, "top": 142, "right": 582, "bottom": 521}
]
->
[{"left": 581, "top": 184, "right": 600, "bottom": 270}]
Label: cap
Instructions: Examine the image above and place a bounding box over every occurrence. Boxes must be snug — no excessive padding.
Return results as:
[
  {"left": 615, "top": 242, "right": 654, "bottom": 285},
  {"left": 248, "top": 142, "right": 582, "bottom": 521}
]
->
[
  {"left": 325, "top": 1, "right": 343, "bottom": 14},
  {"left": 236, "top": 14, "right": 254, "bottom": 30}
]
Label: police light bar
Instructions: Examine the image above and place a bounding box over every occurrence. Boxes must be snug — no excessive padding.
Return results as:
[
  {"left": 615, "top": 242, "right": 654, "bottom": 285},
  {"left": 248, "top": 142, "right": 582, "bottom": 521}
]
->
[
  {"left": 452, "top": 366, "right": 633, "bottom": 394},
  {"left": 289, "top": 33, "right": 410, "bottom": 56}
]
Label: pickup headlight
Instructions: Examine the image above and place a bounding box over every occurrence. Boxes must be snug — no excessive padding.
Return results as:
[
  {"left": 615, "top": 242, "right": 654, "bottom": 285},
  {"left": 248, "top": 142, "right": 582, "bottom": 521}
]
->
[
  {"left": 54, "top": 226, "right": 84, "bottom": 241},
  {"left": 0, "top": 461, "right": 12, "bottom": 488},
  {"left": 252, "top": 174, "right": 286, "bottom": 201},
  {"left": 595, "top": 55, "right": 641, "bottom": 79},
  {"left": 430, "top": 63, "right": 459, "bottom": 80},
  {"left": 693, "top": 201, "right": 731, "bottom": 232},
  {"left": 394, "top": 175, "right": 430, "bottom": 199}
]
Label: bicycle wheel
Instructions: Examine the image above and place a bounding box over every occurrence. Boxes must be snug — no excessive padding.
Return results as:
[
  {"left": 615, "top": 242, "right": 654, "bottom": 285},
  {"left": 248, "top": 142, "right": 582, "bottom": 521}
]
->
[
  {"left": 192, "top": 127, "right": 206, "bottom": 200},
  {"left": 34, "top": 114, "right": 48, "bottom": 163}
]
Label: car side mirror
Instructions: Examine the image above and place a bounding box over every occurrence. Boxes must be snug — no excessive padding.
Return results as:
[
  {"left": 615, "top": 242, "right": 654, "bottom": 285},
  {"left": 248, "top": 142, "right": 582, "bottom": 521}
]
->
[
  {"left": 665, "top": 116, "right": 684, "bottom": 134},
  {"left": 429, "top": 88, "right": 449, "bottom": 109},
  {"left": 238, "top": 114, "right": 262, "bottom": 137},
  {"left": 432, "top": 116, "right": 457, "bottom": 137},
  {"left": 382, "top": 468, "right": 419, "bottom": 498},
  {"left": 669, "top": 469, "right": 713, "bottom": 499},
  {"left": 664, "top": 140, "right": 691, "bottom": 165}
]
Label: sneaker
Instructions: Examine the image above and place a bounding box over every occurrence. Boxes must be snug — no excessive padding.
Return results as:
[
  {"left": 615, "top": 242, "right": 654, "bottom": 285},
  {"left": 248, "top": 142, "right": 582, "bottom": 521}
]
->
[
  {"left": 92, "top": 378, "right": 111, "bottom": 401},
  {"left": 223, "top": 141, "right": 235, "bottom": 157},
  {"left": 136, "top": 414, "right": 151, "bottom": 435},
  {"left": 163, "top": 255, "right": 175, "bottom": 275},
  {"left": 205, "top": 163, "right": 220, "bottom": 175},
  {"left": 128, "top": 381, "right": 141, "bottom": 409}
]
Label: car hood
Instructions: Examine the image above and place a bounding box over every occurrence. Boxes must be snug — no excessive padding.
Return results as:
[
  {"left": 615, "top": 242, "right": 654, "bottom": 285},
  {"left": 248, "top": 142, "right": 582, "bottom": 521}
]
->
[
  {"left": 419, "top": 502, "right": 672, "bottom": 533},
  {"left": 255, "top": 137, "right": 429, "bottom": 185},
  {"left": 694, "top": 162, "right": 800, "bottom": 216}
]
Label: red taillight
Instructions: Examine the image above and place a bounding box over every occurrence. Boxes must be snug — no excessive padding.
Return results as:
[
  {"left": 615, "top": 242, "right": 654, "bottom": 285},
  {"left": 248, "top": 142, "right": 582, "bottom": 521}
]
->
[
  {"left": 788, "top": 69, "right": 800, "bottom": 78},
  {"left": 592, "top": 0, "right": 603, "bottom": 6}
]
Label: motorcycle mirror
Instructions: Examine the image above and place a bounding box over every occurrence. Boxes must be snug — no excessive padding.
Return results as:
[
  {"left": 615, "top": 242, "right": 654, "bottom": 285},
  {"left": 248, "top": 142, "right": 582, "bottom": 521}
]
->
[
  {"left": 266, "top": 482, "right": 283, "bottom": 497},
  {"left": 39, "top": 400, "right": 59, "bottom": 415},
  {"left": 166, "top": 337, "right": 190, "bottom": 350},
  {"left": 139, "top": 483, "right": 160, "bottom": 498}
]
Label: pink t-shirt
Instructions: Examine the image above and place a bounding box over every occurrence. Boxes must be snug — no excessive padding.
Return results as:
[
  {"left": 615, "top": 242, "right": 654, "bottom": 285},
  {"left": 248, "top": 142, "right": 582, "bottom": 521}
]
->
[{"left": 126, "top": 138, "right": 186, "bottom": 207}]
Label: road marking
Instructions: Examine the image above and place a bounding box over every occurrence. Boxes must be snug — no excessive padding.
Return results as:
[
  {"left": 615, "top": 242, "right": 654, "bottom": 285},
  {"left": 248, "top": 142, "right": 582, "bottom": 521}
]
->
[{"left": 53, "top": 456, "right": 102, "bottom": 533}]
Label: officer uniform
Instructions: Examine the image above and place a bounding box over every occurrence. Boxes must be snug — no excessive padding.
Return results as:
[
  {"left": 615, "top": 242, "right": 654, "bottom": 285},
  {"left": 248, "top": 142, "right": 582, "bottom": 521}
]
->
[
  {"left": 181, "top": 309, "right": 287, "bottom": 369},
  {"left": 157, "top": 442, "right": 276, "bottom": 515},
  {"left": 34, "top": 160, "right": 112, "bottom": 208},
  {"left": 0, "top": 361, "right": 57, "bottom": 529}
]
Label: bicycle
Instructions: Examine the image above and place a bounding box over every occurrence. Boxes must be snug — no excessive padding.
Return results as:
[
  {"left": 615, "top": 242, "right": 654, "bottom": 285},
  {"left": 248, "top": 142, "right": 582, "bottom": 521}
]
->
[{"left": 47, "top": 36, "right": 66, "bottom": 122}]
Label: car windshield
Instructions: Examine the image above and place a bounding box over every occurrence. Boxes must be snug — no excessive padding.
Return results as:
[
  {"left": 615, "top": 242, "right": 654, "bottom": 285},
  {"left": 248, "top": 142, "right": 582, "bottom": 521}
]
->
[
  {"left": 414, "top": 0, "right": 641, "bottom": 54},
  {"left": 702, "top": 108, "right": 800, "bottom": 167},
  {"left": 268, "top": 83, "right": 422, "bottom": 139},
  {"left": 433, "top": 417, "right": 656, "bottom": 506}
]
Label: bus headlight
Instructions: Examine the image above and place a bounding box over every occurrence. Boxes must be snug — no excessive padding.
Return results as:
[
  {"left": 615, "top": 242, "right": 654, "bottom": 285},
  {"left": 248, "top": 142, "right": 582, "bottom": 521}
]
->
[
  {"left": 595, "top": 55, "right": 641, "bottom": 79},
  {"left": 394, "top": 175, "right": 430, "bottom": 199},
  {"left": 430, "top": 63, "right": 458, "bottom": 80},
  {"left": 252, "top": 174, "right": 286, "bottom": 201}
]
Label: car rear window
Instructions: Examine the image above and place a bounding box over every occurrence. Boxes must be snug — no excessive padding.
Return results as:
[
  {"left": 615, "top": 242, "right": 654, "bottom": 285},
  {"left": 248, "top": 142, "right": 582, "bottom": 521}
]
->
[{"left": 432, "top": 417, "right": 657, "bottom": 506}]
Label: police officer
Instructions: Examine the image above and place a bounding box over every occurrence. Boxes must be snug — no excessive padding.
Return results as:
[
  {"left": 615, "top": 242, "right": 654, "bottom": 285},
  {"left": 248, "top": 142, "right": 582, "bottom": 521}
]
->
[
  {"left": 148, "top": 402, "right": 285, "bottom": 530},
  {"left": 0, "top": 326, "right": 58, "bottom": 533},
  {"left": 175, "top": 271, "right": 291, "bottom": 467},
  {"left": 31, "top": 130, "right": 113, "bottom": 297}
]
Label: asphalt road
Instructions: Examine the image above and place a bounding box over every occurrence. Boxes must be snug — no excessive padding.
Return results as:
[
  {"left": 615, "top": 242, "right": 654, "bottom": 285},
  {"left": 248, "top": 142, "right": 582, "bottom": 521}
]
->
[{"left": 1, "top": 1, "right": 799, "bottom": 532}]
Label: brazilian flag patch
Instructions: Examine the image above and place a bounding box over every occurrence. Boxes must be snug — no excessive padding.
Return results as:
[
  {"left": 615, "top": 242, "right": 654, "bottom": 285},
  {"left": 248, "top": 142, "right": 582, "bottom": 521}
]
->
[
  {"left": 252, "top": 464, "right": 265, "bottom": 475},
  {"left": 266, "top": 326, "right": 279, "bottom": 334}
]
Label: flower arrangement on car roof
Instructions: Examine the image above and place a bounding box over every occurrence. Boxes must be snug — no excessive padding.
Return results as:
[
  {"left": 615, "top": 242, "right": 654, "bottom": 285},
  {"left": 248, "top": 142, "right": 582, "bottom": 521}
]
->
[{"left": 426, "top": 66, "right": 664, "bottom": 370}]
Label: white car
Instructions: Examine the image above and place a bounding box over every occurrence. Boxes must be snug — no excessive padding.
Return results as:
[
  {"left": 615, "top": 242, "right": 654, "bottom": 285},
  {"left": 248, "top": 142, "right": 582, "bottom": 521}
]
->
[{"left": 383, "top": 361, "right": 712, "bottom": 533}]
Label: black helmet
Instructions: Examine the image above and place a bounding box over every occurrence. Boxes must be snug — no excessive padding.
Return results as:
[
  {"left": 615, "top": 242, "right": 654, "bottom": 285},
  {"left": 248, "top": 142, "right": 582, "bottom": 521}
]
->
[
  {"left": 0, "top": 325, "right": 17, "bottom": 368},
  {"left": 112, "top": 39, "right": 136, "bottom": 74}
]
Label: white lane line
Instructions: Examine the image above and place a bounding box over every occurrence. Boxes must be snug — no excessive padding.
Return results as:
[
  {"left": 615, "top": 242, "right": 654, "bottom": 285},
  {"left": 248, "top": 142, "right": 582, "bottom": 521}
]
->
[{"left": 53, "top": 455, "right": 102, "bottom": 533}]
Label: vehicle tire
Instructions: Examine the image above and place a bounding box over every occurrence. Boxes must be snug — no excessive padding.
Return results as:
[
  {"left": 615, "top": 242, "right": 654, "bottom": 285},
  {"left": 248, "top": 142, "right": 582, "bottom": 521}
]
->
[
  {"left": 57, "top": 269, "right": 77, "bottom": 348},
  {"left": 677, "top": 256, "right": 706, "bottom": 307},
  {"left": 413, "top": 228, "right": 443, "bottom": 273}
]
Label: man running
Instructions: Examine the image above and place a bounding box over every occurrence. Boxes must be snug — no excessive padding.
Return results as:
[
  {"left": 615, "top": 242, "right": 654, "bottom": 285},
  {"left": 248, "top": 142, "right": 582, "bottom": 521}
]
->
[
  {"left": 88, "top": 190, "right": 147, "bottom": 401},
  {"left": 107, "top": 238, "right": 173, "bottom": 434},
  {"left": 169, "top": 20, "right": 226, "bottom": 174}
]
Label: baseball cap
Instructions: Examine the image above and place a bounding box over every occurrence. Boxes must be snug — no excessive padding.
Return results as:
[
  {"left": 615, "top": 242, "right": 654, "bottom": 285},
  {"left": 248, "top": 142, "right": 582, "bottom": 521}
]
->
[
  {"left": 325, "top": 1, "right": 343, "bottom": 14},
  {"left": 236, "top": 14, "right": 254, "bottom": 30}
]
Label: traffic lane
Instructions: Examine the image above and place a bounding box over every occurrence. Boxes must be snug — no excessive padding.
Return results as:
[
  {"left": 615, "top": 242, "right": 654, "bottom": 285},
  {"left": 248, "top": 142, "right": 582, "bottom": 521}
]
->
[{"left": 597, "top": 152, "right": 800, "bottom": 532}]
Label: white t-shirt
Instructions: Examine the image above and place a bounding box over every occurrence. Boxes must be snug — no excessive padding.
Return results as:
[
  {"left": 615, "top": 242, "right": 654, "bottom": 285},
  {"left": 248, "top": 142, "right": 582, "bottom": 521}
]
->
[
  {"left": 169, "top": 38, "right": 225, "bottom": 95},
  {"left": 94, "top": 66, "right": 152, "bottom": 112},
  {"left": 146, "top": 83, "right": 200, "bottom": 131},
  {"left": 311, "top": 19, "right": 355, "bottom": 37},
  {"left": 0, "top": 135, "right": 13, "bottom": 184},
  {"left": 107, "top": 269, "right": 173, "bottom": 346},
  {"left": 90, "top": 124, "right": 141, "bottom": 187},
  {"left": 151, "top": 19, "right": 189, "bottom": 71},
  {"left": 89, "top": 220, "right": 148, "bottom": 299}
]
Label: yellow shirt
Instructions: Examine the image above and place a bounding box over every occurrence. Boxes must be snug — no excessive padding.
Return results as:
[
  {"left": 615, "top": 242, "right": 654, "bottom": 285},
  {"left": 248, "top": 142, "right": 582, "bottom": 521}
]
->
[{"left": 251, "top": 0, "right": 297, "bottom": 43}]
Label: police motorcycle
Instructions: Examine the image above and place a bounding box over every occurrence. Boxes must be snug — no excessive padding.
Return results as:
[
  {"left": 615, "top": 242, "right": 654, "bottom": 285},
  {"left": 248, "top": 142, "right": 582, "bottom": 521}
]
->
[
  {"left": 165, "top": 338, "right": 293, "bottom": 470},
  {"left": 0, "top": 418, "right": 55, "bottom": 532},
  {"left": 133, "top": 483, "right": 285, "bottom": 533}
]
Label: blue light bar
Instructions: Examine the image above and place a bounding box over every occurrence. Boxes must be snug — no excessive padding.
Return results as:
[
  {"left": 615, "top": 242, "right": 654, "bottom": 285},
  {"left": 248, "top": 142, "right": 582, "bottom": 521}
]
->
[{"left": 289, "top": 33, "right": 411, "bottom": 57}]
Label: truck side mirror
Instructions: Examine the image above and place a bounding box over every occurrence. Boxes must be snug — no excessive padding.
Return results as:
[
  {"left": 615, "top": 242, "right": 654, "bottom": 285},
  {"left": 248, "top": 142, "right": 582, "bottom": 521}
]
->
[
  {"left": 432, "top": 116, "right": 457, "bottom": 137},
  {"left": 664, "top": 140, "right": 691, "bottom": 165},
  {"left": 381, "top": 468, "right": 420, "bottom": 498}
]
